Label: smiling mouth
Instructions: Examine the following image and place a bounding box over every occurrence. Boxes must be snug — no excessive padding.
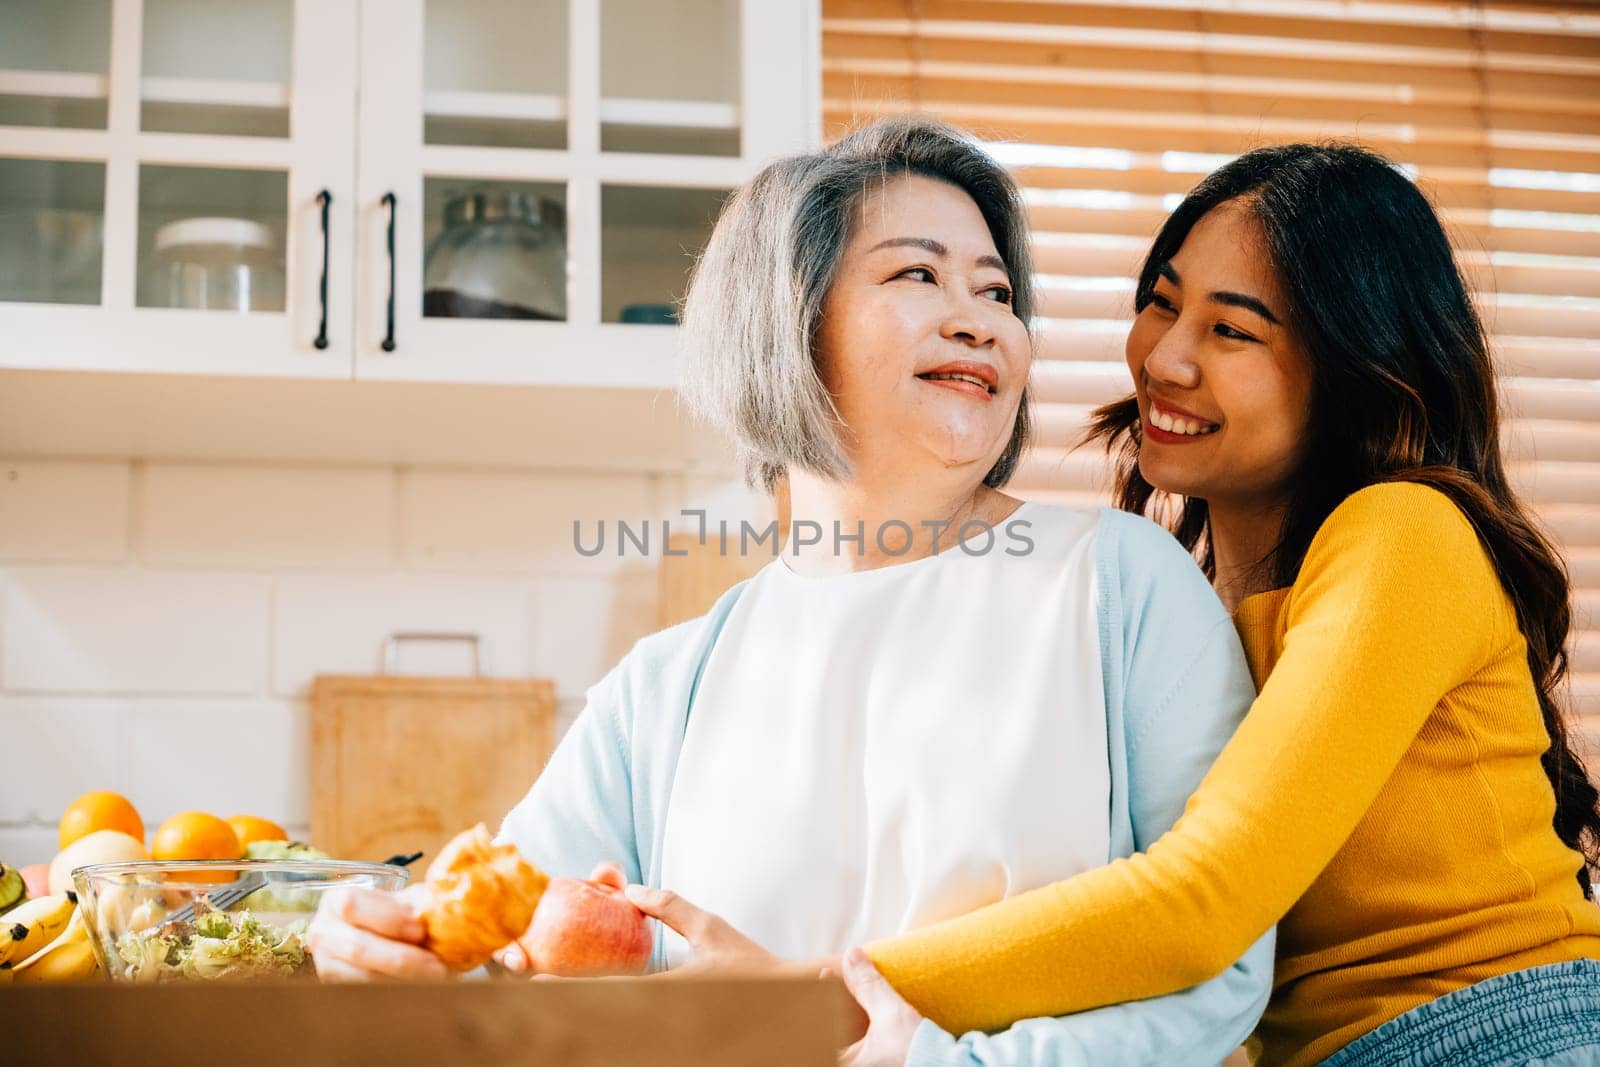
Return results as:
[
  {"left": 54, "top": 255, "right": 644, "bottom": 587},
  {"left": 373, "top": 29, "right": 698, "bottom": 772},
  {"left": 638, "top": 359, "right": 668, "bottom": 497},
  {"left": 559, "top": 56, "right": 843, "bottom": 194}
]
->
[
  {"left": 917, "top": 371, "right": 996, "bottom": 395},
  {"left": 1147, "top": 399, "right": 1219, "bottom": 437}
]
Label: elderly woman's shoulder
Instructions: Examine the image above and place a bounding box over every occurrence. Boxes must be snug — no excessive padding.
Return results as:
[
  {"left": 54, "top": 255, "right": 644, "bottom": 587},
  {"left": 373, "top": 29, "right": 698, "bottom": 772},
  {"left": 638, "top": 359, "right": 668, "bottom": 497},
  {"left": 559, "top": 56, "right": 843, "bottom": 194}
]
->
[
  {"left": 1015, "top": 501, "right": 1186, "bottom": 554},
  {"left": 1001, "top": 501, "right": 1197, "bottom": 574},
  {"left": 617, "top": 579, "right": 753, "bottom": 680},
  {"left": 1089, "top": 505, "right": 1213, "bottom": 583}
]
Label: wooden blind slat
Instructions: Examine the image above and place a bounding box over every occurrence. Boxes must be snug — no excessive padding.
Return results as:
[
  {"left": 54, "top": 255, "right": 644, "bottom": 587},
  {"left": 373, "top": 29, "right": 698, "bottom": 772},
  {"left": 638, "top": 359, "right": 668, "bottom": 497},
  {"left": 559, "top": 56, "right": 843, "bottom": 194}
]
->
[
  {"left": 1024, "top": 210, "right": 1600, "bottom": 264},
  {"left": 826, "top": 0, "right": 1600, "bottom": 632},
  {"left": 824, "top": 65, "right": 1600, "bottom": 130},
  {"left": 825, "top": 31, "right": 1600, "bottom": 103},
  {"left": 1010, "top": 445, "right": 1600, "bottom": 507},
  {"left": 824, "top": 1, "right": 1600, "bottom": 52},
  {"left": 1570, "top": 548, "right": 1600, "bottom": 591},
  {"left": 1028, "top": 361, "right": 1600, "bottom": 423},
  {"left": 1033, "top": 404, "right": 1600, "bottom": 466},
  {"left": 824, "top": 106, "right": 1600, "bottom": 173},
  {"left": 823, "top": 0, "right": 1600, "bottom": 38},
  {"left": 1026, "top": 248, "right": 1599, "bottom": 295},
  {"left": 1495, "top": 338, "right": 1600, "bottom": 378},
  {"left": 1033, "top": 262, "right": 1600, "bottom": 333},
  {"left": 822, "top": 12, "right": 1600, "bottom": 76},
  {"left": 1031, "top": 321, "right": 1600, "bottom": 379}
]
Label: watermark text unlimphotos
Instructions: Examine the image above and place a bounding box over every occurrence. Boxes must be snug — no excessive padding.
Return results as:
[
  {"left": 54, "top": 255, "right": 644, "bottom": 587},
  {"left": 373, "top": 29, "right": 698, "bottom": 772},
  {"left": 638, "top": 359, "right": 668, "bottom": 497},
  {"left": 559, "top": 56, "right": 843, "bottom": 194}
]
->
[{"left": 573, "top": 510, "right": 1036, "bottom": 559}]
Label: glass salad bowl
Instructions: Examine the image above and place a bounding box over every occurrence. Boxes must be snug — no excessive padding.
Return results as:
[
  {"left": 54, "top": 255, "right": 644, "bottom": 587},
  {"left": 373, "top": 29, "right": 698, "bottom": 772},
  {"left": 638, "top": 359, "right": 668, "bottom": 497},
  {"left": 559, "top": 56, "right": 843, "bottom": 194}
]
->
[{"left": 73, "top": 860, "right": 409, "bottom": 983}]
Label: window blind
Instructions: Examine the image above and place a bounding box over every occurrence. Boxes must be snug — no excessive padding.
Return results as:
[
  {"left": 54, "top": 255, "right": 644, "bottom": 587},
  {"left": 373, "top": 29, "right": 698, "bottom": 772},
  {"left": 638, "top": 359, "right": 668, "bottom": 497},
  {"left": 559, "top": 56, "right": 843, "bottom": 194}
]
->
[{"left": 823, "top": 0, "right": 1600, "bottom": 748}]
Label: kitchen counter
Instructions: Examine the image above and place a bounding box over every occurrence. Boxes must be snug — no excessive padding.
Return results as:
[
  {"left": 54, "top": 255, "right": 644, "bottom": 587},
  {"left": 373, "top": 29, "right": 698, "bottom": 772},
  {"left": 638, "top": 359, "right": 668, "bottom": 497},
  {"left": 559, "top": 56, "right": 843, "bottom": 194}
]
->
[{"left": 6, "top": 975, "right": 851, "bottom": 1066}]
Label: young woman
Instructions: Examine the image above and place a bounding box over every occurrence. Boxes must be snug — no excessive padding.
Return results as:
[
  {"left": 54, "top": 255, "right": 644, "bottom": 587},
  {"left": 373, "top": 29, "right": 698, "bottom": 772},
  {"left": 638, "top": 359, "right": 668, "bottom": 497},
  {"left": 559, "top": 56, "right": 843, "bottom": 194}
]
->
[
  {"left": 845, "top": 143, "right": 1600, "bottom": 1065},
  {"left": 306, "top": 118, "right": 1275, "bottom": 1063}
]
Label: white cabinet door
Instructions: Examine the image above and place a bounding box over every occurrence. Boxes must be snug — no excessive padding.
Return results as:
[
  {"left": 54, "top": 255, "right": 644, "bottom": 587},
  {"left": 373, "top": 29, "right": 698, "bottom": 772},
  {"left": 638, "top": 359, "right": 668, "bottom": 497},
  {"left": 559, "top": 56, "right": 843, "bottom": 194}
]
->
[
  {"left": 352, "top": 0, "right": 818, "bottom": 388},
  {"left": 0, "top": 0, "right": 359, "bottom": 378}
]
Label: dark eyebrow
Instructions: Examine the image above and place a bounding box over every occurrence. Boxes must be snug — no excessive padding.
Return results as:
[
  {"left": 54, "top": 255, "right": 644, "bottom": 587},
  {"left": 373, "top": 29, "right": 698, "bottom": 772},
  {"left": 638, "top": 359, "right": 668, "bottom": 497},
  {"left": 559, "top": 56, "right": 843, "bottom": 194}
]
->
[
  {"left": 1155, "top": 261, "right": 1280, "bottom": 325},
  {"left": 869, "top": 236, "right": 948, "bottom": 257},
  {"left": 868, "top": 237, "right": 1010, "bottom": 278},
  {"left": 1210, "top": 291, "right": 1281, "bottom": 326}
]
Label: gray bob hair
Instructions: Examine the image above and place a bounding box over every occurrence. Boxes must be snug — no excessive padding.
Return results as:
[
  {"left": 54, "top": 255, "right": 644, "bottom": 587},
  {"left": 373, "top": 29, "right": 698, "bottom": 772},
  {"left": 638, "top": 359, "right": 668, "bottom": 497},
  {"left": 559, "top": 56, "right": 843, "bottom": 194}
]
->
[{"left": 678, "top": 116, "right": 1035, "bottom": 494}]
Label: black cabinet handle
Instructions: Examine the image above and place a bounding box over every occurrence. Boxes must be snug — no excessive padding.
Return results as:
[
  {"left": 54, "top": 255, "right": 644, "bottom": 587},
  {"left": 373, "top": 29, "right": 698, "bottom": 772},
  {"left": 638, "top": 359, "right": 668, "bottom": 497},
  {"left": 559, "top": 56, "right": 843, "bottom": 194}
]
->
[
  {"left": 381, "top": 191, "right": 397, "bottom": 352},
  {"left": 313, "top": 189, "right": 331, "bottom": 350}
]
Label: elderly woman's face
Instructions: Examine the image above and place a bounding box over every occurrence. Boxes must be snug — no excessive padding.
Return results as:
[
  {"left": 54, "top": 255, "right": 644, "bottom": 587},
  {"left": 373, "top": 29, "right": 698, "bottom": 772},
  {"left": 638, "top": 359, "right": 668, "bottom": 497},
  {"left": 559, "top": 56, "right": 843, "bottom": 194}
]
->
[{"left": 815, "top": 174, "right": 1029, "bottom": 481}]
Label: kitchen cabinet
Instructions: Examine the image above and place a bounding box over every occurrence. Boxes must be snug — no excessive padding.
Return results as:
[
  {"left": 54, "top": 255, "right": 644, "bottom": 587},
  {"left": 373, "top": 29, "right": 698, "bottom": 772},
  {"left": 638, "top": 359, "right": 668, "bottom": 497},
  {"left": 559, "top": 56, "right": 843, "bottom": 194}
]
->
[
  {"left": 0, "top": 0, "right": 357, "bottom": 378},
  {"left": 357, "top": 0, "right": 815, "bottom": 389},
  {"left": 0, "top": 0, "right": 818, "bottom": 458}
]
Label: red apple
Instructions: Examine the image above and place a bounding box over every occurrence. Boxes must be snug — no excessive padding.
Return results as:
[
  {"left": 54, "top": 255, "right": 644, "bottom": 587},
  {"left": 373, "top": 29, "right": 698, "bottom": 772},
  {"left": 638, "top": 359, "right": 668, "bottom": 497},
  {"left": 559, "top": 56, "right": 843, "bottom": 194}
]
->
[
  {"left": 20, "top": 862, "right": 50, "bottom": 899},
  {"left": 519, "top": 862, "right": 652, "bottom": 977}
]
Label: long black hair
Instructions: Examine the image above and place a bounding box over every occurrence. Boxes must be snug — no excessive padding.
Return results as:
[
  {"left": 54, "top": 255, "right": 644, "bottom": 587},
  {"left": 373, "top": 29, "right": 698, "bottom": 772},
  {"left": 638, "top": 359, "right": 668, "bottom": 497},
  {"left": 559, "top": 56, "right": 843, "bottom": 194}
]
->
[{"left": 1088, "top": 142, "right": 1600, "bottom": 892}]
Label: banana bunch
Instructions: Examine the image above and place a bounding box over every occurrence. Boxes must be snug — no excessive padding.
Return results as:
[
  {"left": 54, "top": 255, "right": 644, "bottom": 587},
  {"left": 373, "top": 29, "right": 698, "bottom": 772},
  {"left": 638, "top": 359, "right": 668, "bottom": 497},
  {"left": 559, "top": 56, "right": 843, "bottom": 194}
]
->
[
  {"left": 0, "top": 892, "right": 101, "bottom": 983},
  {"left": 0, "top": 862, "right": 24, "bottom": 916}
]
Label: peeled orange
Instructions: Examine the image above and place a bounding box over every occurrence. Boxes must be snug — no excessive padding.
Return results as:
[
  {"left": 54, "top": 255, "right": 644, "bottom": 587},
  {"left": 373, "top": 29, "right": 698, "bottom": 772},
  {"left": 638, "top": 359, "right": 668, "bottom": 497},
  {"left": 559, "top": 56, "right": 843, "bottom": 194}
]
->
[
  {"left": 226, "top": 814, "right": 288, "bottom": 849},
  {"left": 151, "top": 812, "right": 242, "bottom": 883},
  {"left": 59, "top": 791, "right": 145, "bottom": 851}
]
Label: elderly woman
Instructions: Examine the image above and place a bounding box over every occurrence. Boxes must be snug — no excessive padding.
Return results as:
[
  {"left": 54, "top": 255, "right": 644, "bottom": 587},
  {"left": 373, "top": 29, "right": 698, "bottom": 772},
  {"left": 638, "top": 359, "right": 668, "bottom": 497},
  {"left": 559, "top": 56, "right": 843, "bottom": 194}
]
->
[{"left": 308, "top": 117, "right": 1273, "bottom": 1064}]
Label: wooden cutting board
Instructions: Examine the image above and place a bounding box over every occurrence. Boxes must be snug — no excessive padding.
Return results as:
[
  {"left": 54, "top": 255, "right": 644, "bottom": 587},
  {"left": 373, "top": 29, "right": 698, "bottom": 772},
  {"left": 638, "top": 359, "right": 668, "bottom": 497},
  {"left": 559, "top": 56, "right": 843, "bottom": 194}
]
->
[{"left": 311, "top": 674, "right": 556, "bottom": 865}]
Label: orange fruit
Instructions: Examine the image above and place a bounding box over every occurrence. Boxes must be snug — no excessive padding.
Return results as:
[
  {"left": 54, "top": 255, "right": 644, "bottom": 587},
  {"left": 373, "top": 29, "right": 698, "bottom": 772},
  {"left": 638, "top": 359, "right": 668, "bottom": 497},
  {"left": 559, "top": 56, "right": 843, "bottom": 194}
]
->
[
  {"left": 226, "top": 814, "right": 288, "bottom": 849},
  {"left": 151, "top": 812, "right": 242, "bottom": 883},
  {"left": 59, "top": 791, "right": 145, "bottom": 851}
]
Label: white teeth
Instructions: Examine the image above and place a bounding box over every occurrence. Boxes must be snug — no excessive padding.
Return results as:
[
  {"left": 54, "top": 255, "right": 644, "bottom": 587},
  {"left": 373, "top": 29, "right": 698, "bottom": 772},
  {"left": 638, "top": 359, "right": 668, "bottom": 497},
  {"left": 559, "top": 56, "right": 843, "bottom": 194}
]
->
[
  {"left": 922, "top": 372, "right": 992, "bottom": 392},
  {"left": 1151, "top": 404, "right": 1216, "bottom": 436}
]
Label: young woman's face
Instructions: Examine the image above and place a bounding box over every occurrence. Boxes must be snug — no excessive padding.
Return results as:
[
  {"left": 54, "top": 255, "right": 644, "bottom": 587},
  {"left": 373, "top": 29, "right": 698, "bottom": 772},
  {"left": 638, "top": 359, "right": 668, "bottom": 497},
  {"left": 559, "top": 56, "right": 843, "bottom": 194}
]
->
[
  {"left": 814, "top": 173, "right": 1030, "bottom": 482},
  {"left": 1125, "top": 199, "right": 1313, "bottom": 511}
]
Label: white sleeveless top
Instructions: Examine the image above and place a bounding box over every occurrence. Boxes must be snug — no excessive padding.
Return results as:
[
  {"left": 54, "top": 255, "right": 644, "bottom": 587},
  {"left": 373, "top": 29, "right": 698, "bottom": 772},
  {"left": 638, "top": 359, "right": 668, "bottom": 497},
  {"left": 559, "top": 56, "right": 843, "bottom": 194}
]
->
[{"left": 657, "top": 502, "right": 1111, "bottom": 963}]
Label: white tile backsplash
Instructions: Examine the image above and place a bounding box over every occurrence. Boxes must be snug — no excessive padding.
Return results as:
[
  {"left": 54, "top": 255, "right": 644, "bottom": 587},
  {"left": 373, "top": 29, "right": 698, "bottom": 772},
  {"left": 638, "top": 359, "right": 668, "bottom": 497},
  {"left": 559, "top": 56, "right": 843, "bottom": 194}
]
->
[
  {"left": 0, "top": 457, "right": 677, "bottom": 847},
  {"left": 0, "top": 459, "right": 129, "bottom": 563},
  {"left": 0, "top": 825, "right": 61, "bottom": 867},
  {"left": 2, "top": 568, "right": 270, "bottom": 695},
  {"left": 126, "top": 699, "right": 311, "bottom": 828},
  {"left": 401, "top": 468, "right": 659, "bottom": 574},
  {"left": 273, "top": 575, "right": 532, "bottom": 696},
  {"left": 142, "top": 463, "right": 394, "bottom": 570},
  {"left": 531, "top": 573, "right": 651, "bottom": 697},
  {"left": 0, "top": 697, "right": 128, "bottom": 823}
]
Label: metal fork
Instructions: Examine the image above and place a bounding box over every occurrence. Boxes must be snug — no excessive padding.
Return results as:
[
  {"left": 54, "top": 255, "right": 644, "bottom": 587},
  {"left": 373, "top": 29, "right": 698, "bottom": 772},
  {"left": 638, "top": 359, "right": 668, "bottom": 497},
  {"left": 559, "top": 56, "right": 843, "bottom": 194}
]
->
[
  {"left": 161, "top": 872, "right": 269, "bottom": 928},
  {"left": 150, "top": 852, "right": 425, "bottom": 931}
]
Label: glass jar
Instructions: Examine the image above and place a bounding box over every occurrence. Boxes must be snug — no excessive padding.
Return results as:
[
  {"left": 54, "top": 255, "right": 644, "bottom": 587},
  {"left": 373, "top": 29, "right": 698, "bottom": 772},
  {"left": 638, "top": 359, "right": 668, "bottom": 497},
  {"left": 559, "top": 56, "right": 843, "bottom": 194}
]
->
[
  {"left": 141, "top": 217, "right": 284, "bottom": 312},
  {"left": 423, "top": 190, "right": 566, "bottom": 320}
]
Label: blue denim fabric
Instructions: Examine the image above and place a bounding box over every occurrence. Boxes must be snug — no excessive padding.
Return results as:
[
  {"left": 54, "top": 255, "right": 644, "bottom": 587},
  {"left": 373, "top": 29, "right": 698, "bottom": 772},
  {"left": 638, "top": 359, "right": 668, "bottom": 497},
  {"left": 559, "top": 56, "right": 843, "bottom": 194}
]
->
[{"left": 1319, "top": 960, "right": 1600, "bottom": 1066}]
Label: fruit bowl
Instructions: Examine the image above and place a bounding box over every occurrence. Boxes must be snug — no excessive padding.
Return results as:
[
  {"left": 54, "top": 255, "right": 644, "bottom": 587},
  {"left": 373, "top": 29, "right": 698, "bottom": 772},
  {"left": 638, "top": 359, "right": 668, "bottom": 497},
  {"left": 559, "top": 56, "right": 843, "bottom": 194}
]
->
[{"left": 73, "top": 860, "right": 408, "bottom": 983}]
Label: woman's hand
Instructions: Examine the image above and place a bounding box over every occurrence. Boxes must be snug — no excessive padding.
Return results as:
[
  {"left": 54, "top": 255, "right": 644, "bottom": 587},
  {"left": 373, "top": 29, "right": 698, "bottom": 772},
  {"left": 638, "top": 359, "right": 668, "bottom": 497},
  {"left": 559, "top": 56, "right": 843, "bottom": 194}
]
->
[
  {"left": 493, "top": 861, "right": 635, "bottom": 976},
  {"left": 835, "top": 948, "right": 924, "bottom": 1067},
  {"left": 621, "top": 885, "right": 780, "bottom": 973},
  {"left": 307, "top": 885, "right": 450, "bottom": 982}
]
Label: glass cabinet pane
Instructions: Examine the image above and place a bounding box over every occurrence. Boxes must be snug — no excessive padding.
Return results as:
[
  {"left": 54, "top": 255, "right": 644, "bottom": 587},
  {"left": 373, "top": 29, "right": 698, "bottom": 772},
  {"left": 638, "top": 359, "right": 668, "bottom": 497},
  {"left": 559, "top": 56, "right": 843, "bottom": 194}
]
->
[
  {"left": 0, "top": 0, "right": 111, "bottom": 130},
  {"left": 136, "top": 165, "right": 288, "bottom": 312},
  {"left": 601, "top": 185, "right": 727, "bottom": 323},
  {"left": 424, "top": 0, "right": 568, "bottom": 150},
  {"left": 601, "top": 0, "right": 739, "bottom": 156},
  {"left": 423, "top": 177, "right": 568, "bottom": 321},
  {"left": 0, "top": 157, "right": 105, "bottom": 305},
  {"left": 141, "top": 0, "right": 292, "bottom": 138}
]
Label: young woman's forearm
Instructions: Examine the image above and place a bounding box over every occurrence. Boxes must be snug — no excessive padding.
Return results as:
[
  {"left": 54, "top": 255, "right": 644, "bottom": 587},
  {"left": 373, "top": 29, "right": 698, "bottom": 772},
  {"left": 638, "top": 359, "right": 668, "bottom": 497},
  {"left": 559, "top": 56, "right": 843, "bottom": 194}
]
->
[{"left": 867, "top": 485, "right": 1501, "bottom": 1034}]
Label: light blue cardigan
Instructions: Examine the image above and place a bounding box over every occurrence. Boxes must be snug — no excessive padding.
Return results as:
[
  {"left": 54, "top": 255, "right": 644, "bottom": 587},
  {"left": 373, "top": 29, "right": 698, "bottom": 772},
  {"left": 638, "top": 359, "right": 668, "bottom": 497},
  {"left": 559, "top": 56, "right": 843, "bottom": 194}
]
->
[{"left": 498, "top": 508, "right": 1276, "bottom": 1065}]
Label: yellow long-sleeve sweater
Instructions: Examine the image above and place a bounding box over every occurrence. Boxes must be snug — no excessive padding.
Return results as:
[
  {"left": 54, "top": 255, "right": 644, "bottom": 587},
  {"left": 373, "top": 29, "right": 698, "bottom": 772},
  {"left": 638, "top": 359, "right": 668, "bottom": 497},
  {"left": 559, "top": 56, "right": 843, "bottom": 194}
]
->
[{"left": 865, "top": 482, "right": 1600, "bottom": 1066}]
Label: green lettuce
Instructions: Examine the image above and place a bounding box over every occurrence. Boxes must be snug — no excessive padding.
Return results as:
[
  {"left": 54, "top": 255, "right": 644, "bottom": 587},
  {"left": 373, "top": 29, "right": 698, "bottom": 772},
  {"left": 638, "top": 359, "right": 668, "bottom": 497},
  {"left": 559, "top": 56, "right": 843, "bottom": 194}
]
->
[{"left": 112, "top": 908, "right": 310, "bottom": 983}]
